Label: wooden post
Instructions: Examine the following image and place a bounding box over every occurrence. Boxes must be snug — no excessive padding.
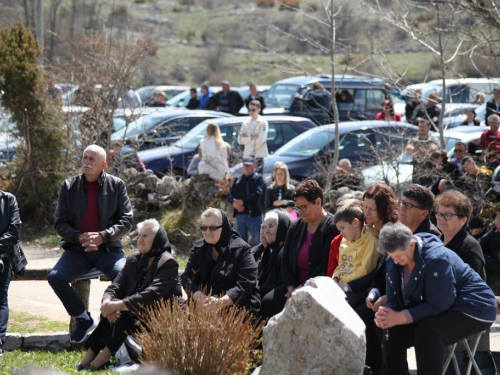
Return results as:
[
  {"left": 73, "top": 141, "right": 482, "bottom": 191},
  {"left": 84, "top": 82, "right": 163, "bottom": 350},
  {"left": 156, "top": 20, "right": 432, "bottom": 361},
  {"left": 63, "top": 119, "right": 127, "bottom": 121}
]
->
[{"left": 69, "top": 279, "right": 92, "bottom": 333}]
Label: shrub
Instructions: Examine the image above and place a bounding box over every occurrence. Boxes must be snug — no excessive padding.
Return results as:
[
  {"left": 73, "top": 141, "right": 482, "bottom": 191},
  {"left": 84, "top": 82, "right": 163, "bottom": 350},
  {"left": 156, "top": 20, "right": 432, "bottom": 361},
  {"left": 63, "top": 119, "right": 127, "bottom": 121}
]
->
[
  {"left": 136, "top": 297, "right": 264, "bottom": 375},
  {"left": 255, "top": 0, "right": 276, "bottom": 7}
]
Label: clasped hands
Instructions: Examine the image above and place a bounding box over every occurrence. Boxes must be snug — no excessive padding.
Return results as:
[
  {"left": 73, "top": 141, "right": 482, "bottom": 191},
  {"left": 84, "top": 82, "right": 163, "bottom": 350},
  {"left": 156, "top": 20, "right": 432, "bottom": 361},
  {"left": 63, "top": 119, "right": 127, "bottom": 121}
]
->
[
  {"left": 374, "top": 306, "right": 406, "bottom": 329},
  {"left": 192, "top": 291, "right": 232, "bottom": 309},
  {"left": 232, "top": 199, "right": 245, "bottom": 213},
  {"left": 79, "top": 232, "right": 104, "bottom": 252}
]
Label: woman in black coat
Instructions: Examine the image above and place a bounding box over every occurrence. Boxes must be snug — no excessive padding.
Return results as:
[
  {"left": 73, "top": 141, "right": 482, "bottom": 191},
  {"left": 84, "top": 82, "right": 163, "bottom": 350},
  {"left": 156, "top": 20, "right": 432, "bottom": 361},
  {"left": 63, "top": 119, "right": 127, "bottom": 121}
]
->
[
  {"left": 435, "top": 190, "right": 486, "bottom": 279},
  {"left": 264, "top": 161, "right": 295, "bottom": 213},
  {"left": 181, "top": 208, "right": 260, "bottom": 314},
  {"left": 259, "top": 210, "right": 292, "bottom": 319},
  {"left": 77, "top": 219, "right": 182, "bottom": 371}
]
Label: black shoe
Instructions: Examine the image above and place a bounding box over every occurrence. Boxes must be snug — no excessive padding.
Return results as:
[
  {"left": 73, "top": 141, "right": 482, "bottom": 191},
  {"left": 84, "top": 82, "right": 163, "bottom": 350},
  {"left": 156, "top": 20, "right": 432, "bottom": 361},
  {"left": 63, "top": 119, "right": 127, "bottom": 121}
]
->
[
  {"left": 76, "top": 364, "right": 85, "bottom": 371},
  {"left": 0, "top": 259, "right": 4, "bottom": 273},
  {"left": 70, "top": 313, "right": 96, "bottom": 344}
]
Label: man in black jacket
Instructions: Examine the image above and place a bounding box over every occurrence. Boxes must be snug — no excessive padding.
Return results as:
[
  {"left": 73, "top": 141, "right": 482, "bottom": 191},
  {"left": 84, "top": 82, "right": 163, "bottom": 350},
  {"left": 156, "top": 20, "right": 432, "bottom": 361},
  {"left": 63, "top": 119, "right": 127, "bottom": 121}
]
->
[
  {"left": 398, "top": 184, "right": 441, "bottom": 237},
  {"left": 244, "top": 83, "right": 266, "bottom": 115},
  {"left": 49, "top": 145, "right": 133, "bottom": 344},
  {"left": 228, "top": 157, "right": 265, "bottom": 245},
  {"left": 207, "top": 80, "right": 244, "bottom": 115},
  {"left": 479, "top": 213, "right": 500, "bottom": 275},
  {"left": 0, "top": 190, "right": 21, "bottom": 355}
]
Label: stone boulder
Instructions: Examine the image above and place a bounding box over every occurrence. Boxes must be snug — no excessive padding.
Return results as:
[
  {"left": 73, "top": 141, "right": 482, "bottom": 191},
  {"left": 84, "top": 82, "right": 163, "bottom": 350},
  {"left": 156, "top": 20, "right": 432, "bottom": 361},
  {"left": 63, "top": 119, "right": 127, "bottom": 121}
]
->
[{"left": 259, "top": 276, "right": 366, "bottom": 375}]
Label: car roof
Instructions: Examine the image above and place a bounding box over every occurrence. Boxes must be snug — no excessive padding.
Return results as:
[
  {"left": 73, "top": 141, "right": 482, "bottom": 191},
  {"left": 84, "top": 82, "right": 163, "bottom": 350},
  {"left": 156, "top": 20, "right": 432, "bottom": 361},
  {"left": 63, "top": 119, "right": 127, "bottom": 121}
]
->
[
  {"left": 137, "top": 109, "right": 234, "bottom": 119},
  {"left": 199, "top": 115, "right": 316, "bottom": 125},
  {"left": 271, "top": 75, "right": 385, "bottom": 88},
  {"left": 300, "top": 120, "right": 418, "bottom": 134},
  {"left": 426, "top": 78, "right": 500, "bottom": 85}
]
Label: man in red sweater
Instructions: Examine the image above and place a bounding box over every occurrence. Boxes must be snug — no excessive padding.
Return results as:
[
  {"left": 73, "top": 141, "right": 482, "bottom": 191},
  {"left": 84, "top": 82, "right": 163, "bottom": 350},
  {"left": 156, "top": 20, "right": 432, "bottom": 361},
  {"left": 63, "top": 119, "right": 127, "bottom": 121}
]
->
[
  {"left": 49, "top": 145, "right": 133, "bottom": 344},
  {"left": 480, "top": 114, "right": 500, "bottom": 169}
]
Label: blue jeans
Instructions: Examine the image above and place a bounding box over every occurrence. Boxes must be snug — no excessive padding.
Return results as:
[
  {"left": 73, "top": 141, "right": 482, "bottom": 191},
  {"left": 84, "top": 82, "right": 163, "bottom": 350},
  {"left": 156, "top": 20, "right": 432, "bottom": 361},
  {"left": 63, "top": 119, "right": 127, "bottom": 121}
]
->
[
  {"left": 0, "top": 258, "right": 12, "bottom": 343},
  {"left": 235, "top": 214, "right": 262, "bottom": 245},
  {"left": 48, "top": 247, "right": 125, "bottom": 317}
]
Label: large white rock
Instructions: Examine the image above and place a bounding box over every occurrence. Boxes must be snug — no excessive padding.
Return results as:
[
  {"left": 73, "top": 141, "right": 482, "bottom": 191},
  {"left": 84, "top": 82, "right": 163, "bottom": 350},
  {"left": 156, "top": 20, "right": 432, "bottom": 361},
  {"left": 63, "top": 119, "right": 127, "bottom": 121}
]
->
[{"left": 259, "top": 276, "right": 366, "bottom": 375}]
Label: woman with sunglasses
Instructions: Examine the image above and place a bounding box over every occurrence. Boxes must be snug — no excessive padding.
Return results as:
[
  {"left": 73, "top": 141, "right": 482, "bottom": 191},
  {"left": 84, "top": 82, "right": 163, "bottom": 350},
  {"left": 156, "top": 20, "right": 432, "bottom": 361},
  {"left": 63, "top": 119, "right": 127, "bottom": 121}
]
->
[
  {"left": 274, "top": 180, "right": 339, "bottom": 307},
  {"left": 435, "top": 190, "right": 486, "bottom": 279},
  {"left": 181, "top": 208, "right": 260, "bottom": 314},
  {"left": 375, "top": 99, "right": 402, "bottom": 122}
]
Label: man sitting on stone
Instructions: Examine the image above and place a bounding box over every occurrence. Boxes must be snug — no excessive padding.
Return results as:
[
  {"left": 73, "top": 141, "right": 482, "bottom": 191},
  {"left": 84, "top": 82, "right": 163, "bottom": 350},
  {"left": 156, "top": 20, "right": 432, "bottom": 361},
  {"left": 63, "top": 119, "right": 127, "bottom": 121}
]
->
[
  {"left": 49, "top": 145, "right": 133, "bottom": 344},
  {"left": 398, "top": 184, "right": 441, "bottom": 237}
]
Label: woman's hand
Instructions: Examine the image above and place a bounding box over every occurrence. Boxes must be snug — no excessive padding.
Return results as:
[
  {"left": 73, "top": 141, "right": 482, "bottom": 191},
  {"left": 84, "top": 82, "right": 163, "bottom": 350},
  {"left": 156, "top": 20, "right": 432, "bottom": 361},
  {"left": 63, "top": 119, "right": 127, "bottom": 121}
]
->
[
  {"left": 367, "top": 295, "right": 387, "bottom": 311},
  {"left": 193, "top": 291, "right": 208, "bottom": 303},
  {"left": 374, "top": 307, "right": 406, "bottom": 329}
]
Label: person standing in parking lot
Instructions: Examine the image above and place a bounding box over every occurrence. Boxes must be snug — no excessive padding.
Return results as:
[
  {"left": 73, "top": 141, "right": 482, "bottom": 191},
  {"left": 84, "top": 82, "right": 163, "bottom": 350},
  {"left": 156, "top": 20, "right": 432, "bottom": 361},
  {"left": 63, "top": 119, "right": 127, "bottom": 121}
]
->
[
  {"left": 198, "top": 82, "right": 212, "bottom": 110},
  {"left": 238, "top": 100, "right": 269, "bottom": 173},
  {"left": 375, "top": 99, "right": 402, "bottom": 122},
  {"left": 245, "top": 83, "right": 266, "bottom": 115},
  {"left": 186, "top": 87, "right": 200, "bottom": 110},
  {"left": 228, "top": 157, "right": 265, "bottom": 245},
  {"left": 207, "top": 80, "right": 244, "bottom": 115}
]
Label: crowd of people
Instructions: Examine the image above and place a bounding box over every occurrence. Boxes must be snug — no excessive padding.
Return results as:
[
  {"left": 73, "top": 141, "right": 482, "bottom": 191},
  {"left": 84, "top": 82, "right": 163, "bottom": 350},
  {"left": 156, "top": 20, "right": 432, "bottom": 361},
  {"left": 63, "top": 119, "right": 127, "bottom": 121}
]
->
[{"left": 3, "top": 83, "right": 500, "bottom": 374}]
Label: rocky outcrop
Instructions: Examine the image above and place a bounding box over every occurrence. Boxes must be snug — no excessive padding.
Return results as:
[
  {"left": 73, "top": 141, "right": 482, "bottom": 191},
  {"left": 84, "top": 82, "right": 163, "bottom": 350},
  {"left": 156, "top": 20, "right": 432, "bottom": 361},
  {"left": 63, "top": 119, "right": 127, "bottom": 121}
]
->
[{"left": 259, "top": 277, "right": 366, "bottom": 375}]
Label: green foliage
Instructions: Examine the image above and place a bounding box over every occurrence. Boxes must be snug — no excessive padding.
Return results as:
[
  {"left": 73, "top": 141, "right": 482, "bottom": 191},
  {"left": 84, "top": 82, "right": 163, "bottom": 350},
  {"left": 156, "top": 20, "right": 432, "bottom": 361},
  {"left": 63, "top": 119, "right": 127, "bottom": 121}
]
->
[
  {"left": 173, "top": 5, "right": 183, "bottom": 12},
  {"left": 0, "top": 22, "right": 70, "bottom": 223}
]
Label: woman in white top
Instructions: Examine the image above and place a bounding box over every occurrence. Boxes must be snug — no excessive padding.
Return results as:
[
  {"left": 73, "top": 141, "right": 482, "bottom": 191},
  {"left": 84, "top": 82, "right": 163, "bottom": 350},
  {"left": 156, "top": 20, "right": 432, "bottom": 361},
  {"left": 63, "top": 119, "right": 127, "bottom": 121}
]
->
[{"left": 198, "top": 123, "right": 231, "bottom": 181}]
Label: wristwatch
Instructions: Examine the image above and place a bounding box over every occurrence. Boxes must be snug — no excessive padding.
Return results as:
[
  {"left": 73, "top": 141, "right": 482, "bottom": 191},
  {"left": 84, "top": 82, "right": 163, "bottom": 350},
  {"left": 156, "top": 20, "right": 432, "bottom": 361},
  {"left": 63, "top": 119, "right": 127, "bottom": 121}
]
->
[{"left": 343, "top": 284, "right": 349, "bottom": 293}]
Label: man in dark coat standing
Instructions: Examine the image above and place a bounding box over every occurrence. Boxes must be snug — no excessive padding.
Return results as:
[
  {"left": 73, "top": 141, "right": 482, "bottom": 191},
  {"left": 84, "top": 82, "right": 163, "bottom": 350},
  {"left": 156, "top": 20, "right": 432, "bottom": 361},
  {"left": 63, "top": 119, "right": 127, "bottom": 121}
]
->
[{"left": 207, "top": 80, "right": 244, "bottom": 115}]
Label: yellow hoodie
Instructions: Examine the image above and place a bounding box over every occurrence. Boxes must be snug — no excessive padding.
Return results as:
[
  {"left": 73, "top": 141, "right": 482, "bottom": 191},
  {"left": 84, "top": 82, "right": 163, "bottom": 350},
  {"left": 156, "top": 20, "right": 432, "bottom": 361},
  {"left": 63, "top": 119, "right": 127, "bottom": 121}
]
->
[{"left": 333, "top": 226, "right": 379, "bottom": 284}]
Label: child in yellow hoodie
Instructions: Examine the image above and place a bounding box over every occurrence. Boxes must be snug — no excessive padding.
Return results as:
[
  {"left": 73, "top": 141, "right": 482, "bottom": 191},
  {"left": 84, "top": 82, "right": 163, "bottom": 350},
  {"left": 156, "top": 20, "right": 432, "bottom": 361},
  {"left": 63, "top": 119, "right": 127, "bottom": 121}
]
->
[{"left": 332, "top": 201, "right": 379, "bottom": 308}]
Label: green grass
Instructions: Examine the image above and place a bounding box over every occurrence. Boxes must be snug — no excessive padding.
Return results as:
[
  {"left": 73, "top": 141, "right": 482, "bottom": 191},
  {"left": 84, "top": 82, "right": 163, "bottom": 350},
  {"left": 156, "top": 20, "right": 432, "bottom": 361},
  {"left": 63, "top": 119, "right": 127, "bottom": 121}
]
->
[
  {"left": 8, "top": 311, "right": 68, "bottom": 334},
  {"left": 0, "top": 349, "right": 116, "bottom": 374}
]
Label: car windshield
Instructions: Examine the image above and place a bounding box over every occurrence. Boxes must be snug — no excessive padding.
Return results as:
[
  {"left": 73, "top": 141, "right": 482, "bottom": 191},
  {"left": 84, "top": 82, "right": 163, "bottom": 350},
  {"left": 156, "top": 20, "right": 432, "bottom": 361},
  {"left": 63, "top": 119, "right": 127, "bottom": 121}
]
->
[
  {"left": 275, "top": 130, "right": 334, "bottom": 157},
  {"left": 111, "top": 115, "right": 165, "bottom": 140},
  {"left": 113, "top": 117, "right": 127, "bottom": 132},
  {"left": 265, "top": 84, "right": 301, "bottom": 109},
  {"left": 172, "top": 121, "right": 209, "bottom": 149}
]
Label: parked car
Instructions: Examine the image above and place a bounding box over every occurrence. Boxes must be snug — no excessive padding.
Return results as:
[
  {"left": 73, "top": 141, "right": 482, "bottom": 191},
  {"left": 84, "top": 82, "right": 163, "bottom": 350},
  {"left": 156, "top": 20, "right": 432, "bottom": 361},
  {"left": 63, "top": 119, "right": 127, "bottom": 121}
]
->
[
  {"left": 137, "top": 115, "right": 317, "bottom": 177},
  {"left": 135, "top": 85, "right": 190, "bottom": 106},
  {"left": 111, "top": 110, "right": 234, "bottom": 150},
  {"left": 0, "top": 111, "right": 18, "bottom": 163},
  {"left": 112, "top": 107, "right": 174, "bottom": 133},
  {"left": 262, "top": 121, "right": 419, "bottom": 181},
  {"left": 165, "top": 87, "right": 221, "bottom": 109},
  {"left": 264, "top": 75, "right": 388, "bottom": 125},
  {"left": 421, "top": 78, "right": 500, "bottom": 104},
  {"left": 362, "top": 127, "right": 488, "bottom": 190}
]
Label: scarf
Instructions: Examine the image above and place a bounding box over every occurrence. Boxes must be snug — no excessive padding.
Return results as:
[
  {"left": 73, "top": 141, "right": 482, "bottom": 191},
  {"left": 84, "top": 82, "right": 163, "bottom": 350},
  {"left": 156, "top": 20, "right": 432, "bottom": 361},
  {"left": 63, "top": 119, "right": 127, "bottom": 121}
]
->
[{"left": 135, "top": 226, "right": 171, "bottom": 293}]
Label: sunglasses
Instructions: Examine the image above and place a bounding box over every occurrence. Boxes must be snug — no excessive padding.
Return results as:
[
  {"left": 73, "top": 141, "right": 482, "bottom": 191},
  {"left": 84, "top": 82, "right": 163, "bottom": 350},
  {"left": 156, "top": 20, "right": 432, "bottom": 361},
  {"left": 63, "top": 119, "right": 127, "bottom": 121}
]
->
[
  {"left": 454, "top": 149, "right": 465, "bottom": 153},
  {"left": 200, "top": 225, "right": 223, "bottom": 232}
]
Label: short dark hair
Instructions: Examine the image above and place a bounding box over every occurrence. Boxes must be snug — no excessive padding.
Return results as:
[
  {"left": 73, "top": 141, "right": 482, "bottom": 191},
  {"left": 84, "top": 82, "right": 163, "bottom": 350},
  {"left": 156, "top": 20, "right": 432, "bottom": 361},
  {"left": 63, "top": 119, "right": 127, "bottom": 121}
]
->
[
  {"left": 461, "top": 156, "right": 474, "bottom": 165},
  {"left": 292, "top": 179, "right": 323, "bottom": 204},
  {"left": 334, "top": 201, "right": 365, "bottom": 225},
  {"left": 430, "top": 150, "right": 449, "bottom": 164},
  {"left": 190, "top": 87, "right": 197, "bottom": 94},
  {"left": 201, "top": 81, "right": 209, "bottom": 89},
  {"left": 403, "top": 184, "right": 435, "bottom": 212},
  {"left": 434, "top": 190, "right": 472, "bottom": 221},
  {"left": 362, "top": 184, "right": 399, "bottom": 225},
  {"left": 469, "top": 216, "right": 484, "bottom": 229},
  {"left": 249, "top": 100, "right": 261, "bottom": 109}
]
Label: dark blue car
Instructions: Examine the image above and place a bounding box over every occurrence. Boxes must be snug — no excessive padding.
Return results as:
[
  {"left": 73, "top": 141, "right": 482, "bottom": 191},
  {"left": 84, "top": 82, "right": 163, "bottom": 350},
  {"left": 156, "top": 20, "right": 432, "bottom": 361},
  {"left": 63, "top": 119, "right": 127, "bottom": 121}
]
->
[
  {"left": 138, "top": 116, "right": 317, "bottom": 176},
  {"left": 262, "top": 121, "right": 419, "bottom": 181}
]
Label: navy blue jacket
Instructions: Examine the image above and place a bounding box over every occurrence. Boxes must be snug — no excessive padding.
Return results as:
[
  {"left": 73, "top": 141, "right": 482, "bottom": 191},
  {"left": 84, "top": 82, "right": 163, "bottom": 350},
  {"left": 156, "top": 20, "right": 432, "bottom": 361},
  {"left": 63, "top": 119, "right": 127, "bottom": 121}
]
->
[
  {"left": 228, "top": 172, "right": 265, "bottom": 217},
  {"left": 386, "top": 233, "right": 496, "bottom": 323}
]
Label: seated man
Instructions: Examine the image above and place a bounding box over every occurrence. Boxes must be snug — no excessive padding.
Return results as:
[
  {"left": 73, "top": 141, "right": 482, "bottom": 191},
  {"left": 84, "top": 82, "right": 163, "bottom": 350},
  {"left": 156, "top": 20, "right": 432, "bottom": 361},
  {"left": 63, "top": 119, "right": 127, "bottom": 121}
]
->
[
  {"left": 479, "top": 213, "right": 500, "bottom": 275},
  {"left": 331, "top": 158, "right": 364, "bottom": 191},
  {"left": 461, "top": 156, "right": 493, "bottom": 194},
  {"left": 49, "top": 145, "right": 133, "bottom": 344},
  {"left": 468, "top": 216, "right": 486, "bottom": 240},
  {"left": 398, "top": 184, "right": 441, "bottom": 236}
]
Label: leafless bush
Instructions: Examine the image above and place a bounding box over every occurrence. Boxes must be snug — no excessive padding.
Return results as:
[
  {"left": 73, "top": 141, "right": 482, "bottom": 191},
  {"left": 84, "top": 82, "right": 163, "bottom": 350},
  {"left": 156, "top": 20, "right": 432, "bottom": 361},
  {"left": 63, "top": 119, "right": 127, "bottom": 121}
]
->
[{"left": 136, "top": 297, "right": 264, "bottom": 375}]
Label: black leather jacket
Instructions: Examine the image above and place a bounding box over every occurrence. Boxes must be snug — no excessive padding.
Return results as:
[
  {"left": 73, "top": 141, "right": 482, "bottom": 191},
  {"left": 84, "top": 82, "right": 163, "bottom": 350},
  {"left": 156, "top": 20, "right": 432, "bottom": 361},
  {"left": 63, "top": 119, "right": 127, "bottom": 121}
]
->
[
  {"left": 54, "top": 171, "right": 133, "bottom": 251},
  {"left": 0, "top": 190, "right": 21, "bottom": 261}
]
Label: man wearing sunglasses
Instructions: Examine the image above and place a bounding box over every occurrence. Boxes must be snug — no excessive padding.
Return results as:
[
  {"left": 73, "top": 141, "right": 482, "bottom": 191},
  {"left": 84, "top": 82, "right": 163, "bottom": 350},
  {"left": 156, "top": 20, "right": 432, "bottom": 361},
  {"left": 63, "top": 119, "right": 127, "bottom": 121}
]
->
[
  {"left": 237, "top": 100, "right": 268, "bottom": 173},
  {"left": 451, "top": 141, "right": 469, "bottom": 174}
]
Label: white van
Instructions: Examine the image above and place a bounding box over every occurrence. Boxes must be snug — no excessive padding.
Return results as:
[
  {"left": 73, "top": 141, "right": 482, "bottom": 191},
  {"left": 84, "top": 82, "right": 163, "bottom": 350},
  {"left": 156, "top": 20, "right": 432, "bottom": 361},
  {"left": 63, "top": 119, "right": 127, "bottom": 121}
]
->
[{"left": 421, "top": 78, "right": 500, "bottom": 104}]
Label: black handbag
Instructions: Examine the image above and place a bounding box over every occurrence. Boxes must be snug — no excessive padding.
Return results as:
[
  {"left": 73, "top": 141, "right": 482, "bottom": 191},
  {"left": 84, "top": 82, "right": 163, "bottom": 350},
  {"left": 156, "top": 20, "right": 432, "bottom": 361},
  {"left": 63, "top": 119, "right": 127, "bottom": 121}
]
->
[{"left": 7, "top": 244, "right": 28, "bottom": 276}]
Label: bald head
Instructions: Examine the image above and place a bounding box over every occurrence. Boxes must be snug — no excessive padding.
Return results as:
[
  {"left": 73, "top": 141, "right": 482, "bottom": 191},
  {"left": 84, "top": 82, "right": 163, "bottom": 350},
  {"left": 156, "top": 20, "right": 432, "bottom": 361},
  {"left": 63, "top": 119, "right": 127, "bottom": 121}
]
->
[{"left": 82, "top": 145, "right": 107, "bottom": 181}]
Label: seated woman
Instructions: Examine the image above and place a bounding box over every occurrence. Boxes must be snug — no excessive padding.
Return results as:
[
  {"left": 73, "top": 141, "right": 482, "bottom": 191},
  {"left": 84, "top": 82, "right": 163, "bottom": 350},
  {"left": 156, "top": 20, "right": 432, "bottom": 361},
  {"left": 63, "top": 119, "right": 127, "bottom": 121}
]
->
[
  {"left": 76, "top": 219, "right": 182, "bottom": 371},
  {"left": 181, "top": 208, "right": 260, "bottom": 315},
  {"left": 435, "top": 190, "right": 486, "bottom": 279},
  {"left": 375, "top": 222, "right": 496, "bottom": 375},
  {"left": 264, "top": 161, "right": 295, "bottom": 214},
  {"left": 375, "top": 99, "right": 402, "bottom": 122},
  {"left": 198, "top": 123, "right": 231, "bottom": 181},
  {"left": 264, "top": 180, "right": 339, "bottom": 316},
  {"left": 259, "top": 210, "right": 292, "bottom": 319},
  {"left": 461, "top": 107, "right": 480, "bottom": 126}
]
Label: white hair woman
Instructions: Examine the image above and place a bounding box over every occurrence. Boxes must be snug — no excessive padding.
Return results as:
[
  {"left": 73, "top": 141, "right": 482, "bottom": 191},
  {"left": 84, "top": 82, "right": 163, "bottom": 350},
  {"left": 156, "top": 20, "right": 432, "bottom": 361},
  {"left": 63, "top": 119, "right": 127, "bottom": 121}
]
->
[
  {"left": 375, "top": 222, "right": 495, "bottom": 375},
  {"left": 76, "top": 219, "right": 182, "bottom": 371},
  {"left": 198, "top": 123, "right": 231, "bottom": 181},
  {"left": 181, "top": 208, "right": 260, "bottom": 314}
]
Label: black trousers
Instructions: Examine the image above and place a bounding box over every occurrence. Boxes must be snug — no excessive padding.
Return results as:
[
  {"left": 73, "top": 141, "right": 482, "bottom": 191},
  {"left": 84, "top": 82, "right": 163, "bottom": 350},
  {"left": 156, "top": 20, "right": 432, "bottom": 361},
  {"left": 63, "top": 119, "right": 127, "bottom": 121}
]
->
[
  {"left": 382, "top": 309, "right": 492, "bottom": 375},
  {"left": 260, "top": 286, "right": 287, "bottom": 319},
  {"left": 85, "top": 313, "right": 138, "bottom": 355},
  {"left": 356, "top": 302, "right": 383, "bottom": 375}
]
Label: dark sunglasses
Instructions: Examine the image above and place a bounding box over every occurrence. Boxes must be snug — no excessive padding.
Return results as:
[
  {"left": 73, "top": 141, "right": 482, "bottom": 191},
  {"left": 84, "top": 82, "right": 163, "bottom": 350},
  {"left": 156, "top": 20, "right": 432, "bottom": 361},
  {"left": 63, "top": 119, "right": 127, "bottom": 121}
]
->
[
  {"left": 200, "top": 225, "right": 223, "bottom": 232},
  {"left": 454, "top": 149, "right": 466, "bottom": 153}
]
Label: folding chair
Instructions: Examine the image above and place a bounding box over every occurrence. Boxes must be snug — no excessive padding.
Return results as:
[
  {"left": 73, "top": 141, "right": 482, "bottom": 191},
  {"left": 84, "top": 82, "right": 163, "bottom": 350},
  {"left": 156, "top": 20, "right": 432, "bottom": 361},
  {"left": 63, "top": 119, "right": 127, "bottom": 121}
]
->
[{"left": 442, "top": 331, "right": 484, "bottom": 375}]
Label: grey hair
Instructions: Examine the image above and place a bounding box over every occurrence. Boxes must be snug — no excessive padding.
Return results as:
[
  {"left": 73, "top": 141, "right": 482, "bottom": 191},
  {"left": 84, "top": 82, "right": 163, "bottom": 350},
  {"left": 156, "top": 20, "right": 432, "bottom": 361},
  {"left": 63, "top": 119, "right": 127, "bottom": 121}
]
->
[
  {"left": 264, "top": 211, "right": 279, "bottom": 223},
  {"left": 201, "top": 207, "right": 223, "bottom": 224},
  {"left": 137, "top": 218, "right": 161, "bottom": 235},
  {"left": 84, "top": 144, "right": 107, "bottom": 162},
  {"left": 378, "top": 222, "right": 416, "bottom": 255},
  {"left": 488, "top": 114, "right": 500, "bottom": 123}
]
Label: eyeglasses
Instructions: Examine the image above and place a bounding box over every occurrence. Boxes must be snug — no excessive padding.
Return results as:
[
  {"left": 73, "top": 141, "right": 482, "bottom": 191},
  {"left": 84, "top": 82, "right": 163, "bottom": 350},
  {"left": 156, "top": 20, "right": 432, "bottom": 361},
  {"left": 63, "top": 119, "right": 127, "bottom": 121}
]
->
[
  {"left": 435, "top": 212, "right": 462, "bottom": 220},
  {"left": 293, "top": 201, "right": 316, "bottom": 213},
  {"left": 454, "top": 149, "right": 466, "bottom": 153},
  {"left": 399, "top": 200, "right": 423, "bottom": 210},
  {"left": 249, "top": 108, "right": 258, "bottom": 112},
  {"left": 200, "top": 225, "right": 223, "bottom": 232}
]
